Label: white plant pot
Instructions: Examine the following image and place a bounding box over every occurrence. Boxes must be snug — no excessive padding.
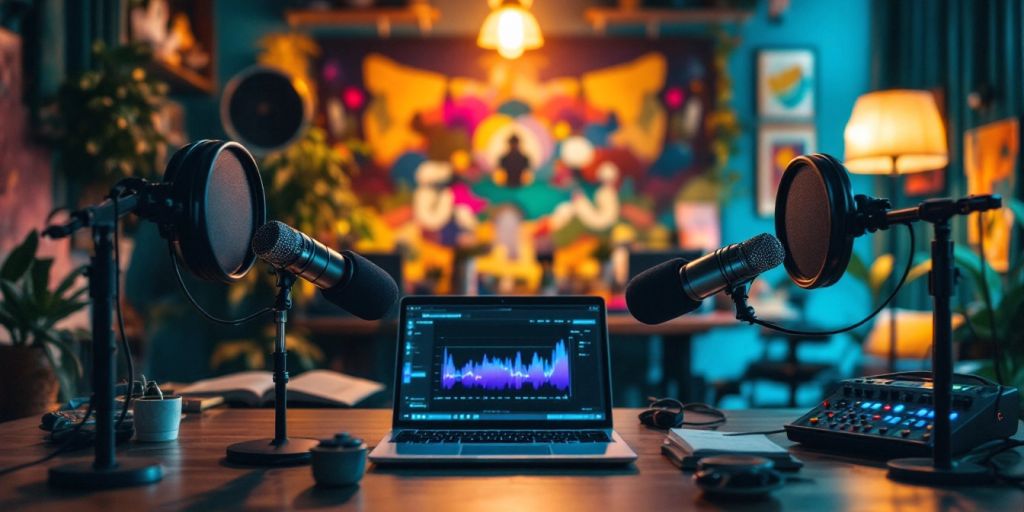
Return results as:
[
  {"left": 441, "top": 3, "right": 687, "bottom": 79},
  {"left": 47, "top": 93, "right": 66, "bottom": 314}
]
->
[{"left": 133, "top": 396, "right": 182, "bottom": 442}]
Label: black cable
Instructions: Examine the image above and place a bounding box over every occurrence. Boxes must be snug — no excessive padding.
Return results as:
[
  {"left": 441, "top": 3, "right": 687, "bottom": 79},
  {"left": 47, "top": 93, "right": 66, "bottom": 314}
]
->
[
  {"left": 723, "top": 429, "right": 786, "bottom": 436},
  {"left": 169, "top": 245, "right": 273, "bottom": 326},
  {"left": 749, "top": 223, "right": 916, "bottom": 337},
  {"left": 112, "top": 192, "right": 133, "bottom": 429},
  {"left": 0, "top": 401, "right": 94, "bottom": 477},
  {"left": 975, "top": 212, "right": 1005, "bottom": 385}
]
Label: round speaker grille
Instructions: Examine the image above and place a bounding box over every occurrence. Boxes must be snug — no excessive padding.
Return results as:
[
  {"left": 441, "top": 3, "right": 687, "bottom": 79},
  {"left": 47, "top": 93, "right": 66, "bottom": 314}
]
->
[{"left": 221, "top": 67, "right": 311, "bottom": 154}]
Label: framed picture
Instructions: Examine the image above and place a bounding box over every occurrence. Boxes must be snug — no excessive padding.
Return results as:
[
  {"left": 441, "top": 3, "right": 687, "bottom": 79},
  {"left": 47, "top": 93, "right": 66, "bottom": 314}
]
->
[
  {"left": 964, "top": 117, "right": 1019, "bottom": 272},
  {"left": 674, "top": 201, "right": 720, "bottom": 252},
  {"left": 757, "top": 49, "right": 816, "bottom": 119},
  {"left": 757, "top": 124, "right": 817, "bottom": 217}
]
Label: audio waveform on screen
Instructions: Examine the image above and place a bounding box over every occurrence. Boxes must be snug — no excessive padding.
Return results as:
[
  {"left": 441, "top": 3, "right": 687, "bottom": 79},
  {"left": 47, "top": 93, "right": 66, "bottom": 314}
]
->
[{"left": 441, "top": 340, "right": 570, "bottom": 391}]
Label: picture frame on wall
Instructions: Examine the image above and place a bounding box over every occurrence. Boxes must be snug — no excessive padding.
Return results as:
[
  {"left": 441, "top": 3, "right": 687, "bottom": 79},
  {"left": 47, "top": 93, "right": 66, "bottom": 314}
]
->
[
  {"left": 757, "top": 124, "right": 817, "bottom": 217},
  {"left": 757, "top": 48, "right": 816, "bottom": 119}
]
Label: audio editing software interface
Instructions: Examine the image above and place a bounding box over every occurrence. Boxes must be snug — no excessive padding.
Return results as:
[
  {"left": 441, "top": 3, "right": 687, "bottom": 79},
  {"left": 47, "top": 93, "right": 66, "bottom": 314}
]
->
[{"left": 397, "top": 303, "right": 608, "bottom": 423}]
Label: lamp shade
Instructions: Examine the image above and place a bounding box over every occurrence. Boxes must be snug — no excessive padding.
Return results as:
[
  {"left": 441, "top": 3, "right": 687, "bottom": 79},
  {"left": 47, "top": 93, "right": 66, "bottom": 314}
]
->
[
  {"left": 477, "top": 0, "right": 543, "bottom": 59},
  {"left": 843, "top": 89, "right": 948, "bottom": 174}
]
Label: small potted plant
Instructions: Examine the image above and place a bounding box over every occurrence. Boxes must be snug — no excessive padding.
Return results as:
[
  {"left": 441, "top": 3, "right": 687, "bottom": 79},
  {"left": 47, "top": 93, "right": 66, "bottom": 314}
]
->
[
  {"left": 131, "top": 374, "right": 182, "bottom": 442},
  {"left": 0, "top": 231, "right": 87, "bottom": 421}
]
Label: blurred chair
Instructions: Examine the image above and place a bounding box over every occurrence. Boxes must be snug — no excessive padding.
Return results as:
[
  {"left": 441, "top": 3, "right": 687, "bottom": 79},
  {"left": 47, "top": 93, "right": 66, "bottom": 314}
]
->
[{"left": 740, "top": 325, "right": 835, "bottom": 407}]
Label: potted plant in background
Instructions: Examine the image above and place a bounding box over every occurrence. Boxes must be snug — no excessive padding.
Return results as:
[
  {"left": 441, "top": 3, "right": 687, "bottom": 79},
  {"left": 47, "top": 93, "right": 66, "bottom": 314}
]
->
[
  {"left": 131, "top": 374, "right": 182, "bottom": 442},
  {"left": 0, "top": 231, "right": 88, "bottom": 421}
]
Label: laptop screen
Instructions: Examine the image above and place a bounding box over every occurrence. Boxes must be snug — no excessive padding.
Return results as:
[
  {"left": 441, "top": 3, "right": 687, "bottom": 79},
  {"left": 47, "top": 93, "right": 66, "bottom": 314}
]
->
[{"left": 393, "top": 296, "right": 612, "bottom": 429}]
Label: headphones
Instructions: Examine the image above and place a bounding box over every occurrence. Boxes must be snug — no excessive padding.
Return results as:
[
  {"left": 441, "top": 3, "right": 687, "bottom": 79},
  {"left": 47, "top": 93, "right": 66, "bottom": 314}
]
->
[{"left": 638, "top": 397, "right": 727, "bottom": 429}]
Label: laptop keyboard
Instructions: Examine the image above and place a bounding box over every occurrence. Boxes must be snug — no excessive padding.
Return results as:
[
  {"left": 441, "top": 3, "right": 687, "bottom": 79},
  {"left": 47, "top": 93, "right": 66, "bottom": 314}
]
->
[{"left": 393, "top": 430, "right": 611, "bottom": 444}]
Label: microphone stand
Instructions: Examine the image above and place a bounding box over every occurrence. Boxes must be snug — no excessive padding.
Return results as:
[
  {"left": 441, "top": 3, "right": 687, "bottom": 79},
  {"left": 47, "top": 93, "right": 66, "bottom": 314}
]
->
[
  {"left": 728, "top": 194, "right": 1005, "bottom": 486},
  {"left": 45, "top": 192, "right": 163, "bottom": 489},
  {"left": 225, "top": 269, "right": 319, "bottom": 465},
  {"left": 883, "top": 196, "right": 999, "bottom": 485}
]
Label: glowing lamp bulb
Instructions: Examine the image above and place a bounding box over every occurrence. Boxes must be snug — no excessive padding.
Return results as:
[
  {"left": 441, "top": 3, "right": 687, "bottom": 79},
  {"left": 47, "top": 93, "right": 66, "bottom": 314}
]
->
[{"left": 478, "top": 0, "right": 543, "bottom": 60}]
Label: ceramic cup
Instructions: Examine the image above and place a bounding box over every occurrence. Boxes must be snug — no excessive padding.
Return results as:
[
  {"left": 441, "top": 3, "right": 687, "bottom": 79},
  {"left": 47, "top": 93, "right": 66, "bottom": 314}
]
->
[
  {"left": 133, "top": 396, "right": 182, "bottom": 442},
  {"left": 311, "top": 433, "right": 367, "bottom": 487}
]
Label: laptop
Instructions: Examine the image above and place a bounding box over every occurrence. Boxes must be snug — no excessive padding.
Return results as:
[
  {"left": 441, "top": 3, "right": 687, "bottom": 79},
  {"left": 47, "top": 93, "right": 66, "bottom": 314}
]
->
[{"left": 368, "top": 296, "right": 638, "bottom": 465}]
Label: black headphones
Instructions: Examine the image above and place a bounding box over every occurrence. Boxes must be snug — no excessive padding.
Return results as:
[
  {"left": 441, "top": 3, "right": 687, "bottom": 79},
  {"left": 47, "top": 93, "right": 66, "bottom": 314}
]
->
[{"left": 638, "top": 397, "right": 727, "bottom": 429}]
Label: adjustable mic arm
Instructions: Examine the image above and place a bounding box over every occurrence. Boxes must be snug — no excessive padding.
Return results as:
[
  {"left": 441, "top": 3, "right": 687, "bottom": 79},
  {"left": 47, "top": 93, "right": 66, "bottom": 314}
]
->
[{"left": 849, "top": 193, "right": 1003, "bottom": 236}]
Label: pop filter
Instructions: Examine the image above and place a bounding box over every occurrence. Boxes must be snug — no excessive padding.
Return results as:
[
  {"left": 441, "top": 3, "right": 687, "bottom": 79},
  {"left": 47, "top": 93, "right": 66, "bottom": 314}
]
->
[
  {"left": 774, "top": 153, "right": 857, "bottom": 289},
  {"left": 158, "top": 140, "right": 267, "bottom": 283}
]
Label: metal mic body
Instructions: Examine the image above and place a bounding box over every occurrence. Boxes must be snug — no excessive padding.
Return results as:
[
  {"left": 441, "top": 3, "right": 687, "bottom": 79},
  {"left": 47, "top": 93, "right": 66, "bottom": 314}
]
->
[
  {"left": 680, "top": 243, "right": 760, "bottom": 301},
  {"left": 252, "top": 221, "right": 348, "bottom": 288}
]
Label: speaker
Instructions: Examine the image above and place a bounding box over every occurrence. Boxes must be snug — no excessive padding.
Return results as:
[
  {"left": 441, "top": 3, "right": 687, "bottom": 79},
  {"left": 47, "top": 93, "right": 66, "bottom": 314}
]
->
[{"left": 220, "top": 66, "right": 312, "bottom": 155}]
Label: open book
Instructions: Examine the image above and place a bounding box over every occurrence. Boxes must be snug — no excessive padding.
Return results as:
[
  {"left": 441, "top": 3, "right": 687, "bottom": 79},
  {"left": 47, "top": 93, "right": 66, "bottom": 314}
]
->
[{"left": 178, "top": 370, "right": 385, "bottom": 407}]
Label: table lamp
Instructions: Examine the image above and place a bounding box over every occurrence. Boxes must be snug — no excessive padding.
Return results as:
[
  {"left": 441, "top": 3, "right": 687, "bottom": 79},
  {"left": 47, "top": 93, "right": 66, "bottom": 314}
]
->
[{"left": 844, "top": 89, "right": 949, "bottom": 371}]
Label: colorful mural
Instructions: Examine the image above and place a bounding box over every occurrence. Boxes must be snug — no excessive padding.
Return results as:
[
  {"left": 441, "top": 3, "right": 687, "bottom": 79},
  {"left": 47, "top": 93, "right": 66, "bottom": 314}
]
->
[{"left": 314, "top": 38, "right": 716, "bottom": 294}]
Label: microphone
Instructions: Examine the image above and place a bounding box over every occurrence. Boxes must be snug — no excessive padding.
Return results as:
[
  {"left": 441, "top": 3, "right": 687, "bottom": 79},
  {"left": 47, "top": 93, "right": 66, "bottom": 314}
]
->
[
  {"left": 625, "top": 233, "right": 785, "bottom": 325},
  {"left": 252, "top": 221, "right": 399, "bottom": 320}
]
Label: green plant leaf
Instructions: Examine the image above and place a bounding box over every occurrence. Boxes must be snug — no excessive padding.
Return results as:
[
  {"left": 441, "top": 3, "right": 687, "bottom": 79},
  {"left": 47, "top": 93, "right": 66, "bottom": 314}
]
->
[
  {"left": 30, "top": 257, "right": 53, "bottom": 308},
  {"left": 53, "top": 265, "right": 86, "bottom": 298},
  {"left": 1007, "top": 197, "right": 1024, "bottom": 228},
  {"left": 847, "top": 251, "right": 869, "bottom": 284},
  {"left": 954, "top": 244, "right": 1003, "bottom": 303},
  {"left": 1, "top": 230, "right": 38, "bottom": 281},
  {"left": 869, "top": 254, "right": 894, "bottom": 296}
]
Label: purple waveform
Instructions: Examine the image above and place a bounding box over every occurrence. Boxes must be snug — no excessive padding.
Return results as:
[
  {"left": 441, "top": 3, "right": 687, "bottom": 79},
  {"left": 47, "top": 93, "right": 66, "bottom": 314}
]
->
[{"left": 441, "top": 340, "right": 570, "bottom": 391}]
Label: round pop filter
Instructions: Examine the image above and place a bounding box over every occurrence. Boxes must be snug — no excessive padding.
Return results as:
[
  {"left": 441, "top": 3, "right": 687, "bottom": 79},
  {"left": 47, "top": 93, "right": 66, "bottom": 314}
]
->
[
  {"left": 161, "top": 140, "right": 267, "bottom": 283},
  {"left": 774, "top": 153, "right": 856, "bottom": 289}
]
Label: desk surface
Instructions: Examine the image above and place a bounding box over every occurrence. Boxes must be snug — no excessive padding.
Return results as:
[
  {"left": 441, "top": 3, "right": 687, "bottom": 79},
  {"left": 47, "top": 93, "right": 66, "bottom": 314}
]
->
[
  {"left": 296, "top": 311, "right": 741, "bottom": 337},
  {"left": 1, "top": 408, "right": 1021, "bottom": 511}
]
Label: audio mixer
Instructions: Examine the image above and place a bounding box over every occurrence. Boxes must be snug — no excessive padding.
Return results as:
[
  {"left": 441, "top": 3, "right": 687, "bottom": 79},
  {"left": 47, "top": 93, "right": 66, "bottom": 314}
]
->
[{"left": 785, "top": 372, "right": 1019, "bottom": 456}]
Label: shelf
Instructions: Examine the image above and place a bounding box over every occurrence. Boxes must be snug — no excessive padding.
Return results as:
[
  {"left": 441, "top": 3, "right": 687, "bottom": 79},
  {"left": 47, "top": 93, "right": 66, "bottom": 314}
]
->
[
  {"left": 284, "top": 5, "right": 440, "bottom": 36},
  {"left": 584, "top": 7, "right": 752, "bottom": 35},
  {"left": 149, "top": 59, "right": 215, "bottom": 95}
]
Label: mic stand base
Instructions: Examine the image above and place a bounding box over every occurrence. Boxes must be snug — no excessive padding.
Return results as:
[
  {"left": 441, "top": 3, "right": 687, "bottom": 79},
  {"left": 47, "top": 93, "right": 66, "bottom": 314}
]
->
[
  {"left": 885, "top": 457, "right": 991, "bottom": 486},
  {"left": 226, "top": 270, "right": 317, "bottom": 466},
  {"left": 49, "top": 459, "right": 164, "bottom": 489},
  {"left": 225, "top": 438, "right": 320, "bottom": 467}
]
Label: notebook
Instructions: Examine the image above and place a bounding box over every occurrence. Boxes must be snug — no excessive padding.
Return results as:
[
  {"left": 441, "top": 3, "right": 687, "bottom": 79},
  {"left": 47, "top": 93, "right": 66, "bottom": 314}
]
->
[
  {"left": 178, "top": 370, "right": 384, "bottom": 407},
  {"left": 664, "top": 428, "right": 803, "bottom": 471}
]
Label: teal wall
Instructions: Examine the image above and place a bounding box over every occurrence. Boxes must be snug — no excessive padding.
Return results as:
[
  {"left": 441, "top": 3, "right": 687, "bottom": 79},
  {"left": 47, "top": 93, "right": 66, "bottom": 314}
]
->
[{"left": 171, "top": 0, "right": 876, "bottom": 402}]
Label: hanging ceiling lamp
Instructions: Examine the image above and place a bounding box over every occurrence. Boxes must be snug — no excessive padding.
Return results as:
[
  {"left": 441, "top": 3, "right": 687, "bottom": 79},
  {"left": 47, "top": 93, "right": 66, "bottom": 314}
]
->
[{"left": 477, "top": 0, "right": 544, "bottom": 60}]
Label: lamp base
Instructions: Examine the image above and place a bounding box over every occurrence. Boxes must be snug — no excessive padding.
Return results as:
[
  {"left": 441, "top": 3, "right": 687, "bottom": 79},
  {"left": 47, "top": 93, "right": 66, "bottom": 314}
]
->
[
  {"left": 48, "top": 459, "right": 163, "bottom": 489},
  {"left": 226, "top": 438, "right": 318, "bottom": 466},
  {"left": 886, "top": 457, "right": 992, "bottom": 485}
]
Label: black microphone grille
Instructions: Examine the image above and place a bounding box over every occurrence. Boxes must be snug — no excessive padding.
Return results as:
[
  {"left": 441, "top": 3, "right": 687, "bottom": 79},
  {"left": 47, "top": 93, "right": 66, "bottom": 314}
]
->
[
  {"left": 740, "top": 233, "right": 785, "bottom": 274},
  {"left": 252, "top": 220, "right": 301, "bottom": 266}
]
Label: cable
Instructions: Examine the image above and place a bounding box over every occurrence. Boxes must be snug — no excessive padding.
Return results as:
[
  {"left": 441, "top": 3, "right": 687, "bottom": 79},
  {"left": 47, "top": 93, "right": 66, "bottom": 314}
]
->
[
  {"left": 169, "top": 245, "right": 273, "bottom": 326},
  {"left": 723, "top": 429, "right": 786, "bottom": 436},
  {"left": 747, "top": 223, "right": 916, "bottom": 337},
  {"left": 0, "top": 401, "right": 94, "bottom": 477},
  {"left": 112, "top": 192, "right": 133, "bottom": 429}
]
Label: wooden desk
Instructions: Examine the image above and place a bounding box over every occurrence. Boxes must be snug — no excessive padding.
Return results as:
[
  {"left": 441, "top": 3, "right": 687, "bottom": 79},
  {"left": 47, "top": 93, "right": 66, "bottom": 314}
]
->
[
  {"left": 296, "top": 311, "right": 742, "bottom": 401},
  {"left": 1, "top": 408, "right": 1021, "bottom": 511}
]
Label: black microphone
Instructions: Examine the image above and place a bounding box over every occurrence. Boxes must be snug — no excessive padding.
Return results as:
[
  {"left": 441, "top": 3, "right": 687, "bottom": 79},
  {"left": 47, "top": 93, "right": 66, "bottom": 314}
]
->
[
  {"left": 625, "top": 233, "right": 785, "bottom": 325},
  {"left": 251, "top": 221, "right": 399, "bottom": 320}
]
